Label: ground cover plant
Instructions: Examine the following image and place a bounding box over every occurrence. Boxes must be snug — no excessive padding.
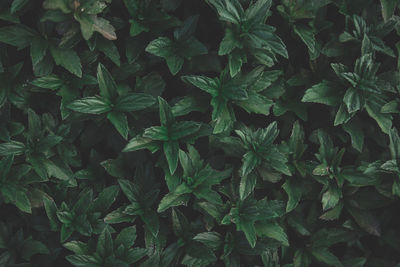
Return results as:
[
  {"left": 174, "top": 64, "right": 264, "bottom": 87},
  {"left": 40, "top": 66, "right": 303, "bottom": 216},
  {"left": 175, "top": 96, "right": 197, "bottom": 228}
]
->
[{"left": 1, "top": 0, "right": 400, "bottom": 266}]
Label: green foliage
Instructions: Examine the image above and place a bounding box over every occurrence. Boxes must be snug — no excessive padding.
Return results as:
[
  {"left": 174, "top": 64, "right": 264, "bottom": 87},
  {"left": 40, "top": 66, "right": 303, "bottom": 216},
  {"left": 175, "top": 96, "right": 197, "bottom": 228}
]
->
[{"left": 1, "top": 0, "right": 400, "bottom": 266}]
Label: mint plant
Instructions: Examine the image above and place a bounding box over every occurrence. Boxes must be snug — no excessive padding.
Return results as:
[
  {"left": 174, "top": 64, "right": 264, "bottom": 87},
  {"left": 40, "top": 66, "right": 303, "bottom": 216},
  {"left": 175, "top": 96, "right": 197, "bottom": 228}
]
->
[{"left": 1, "top": 0, "right": 400, "bottom": 266}]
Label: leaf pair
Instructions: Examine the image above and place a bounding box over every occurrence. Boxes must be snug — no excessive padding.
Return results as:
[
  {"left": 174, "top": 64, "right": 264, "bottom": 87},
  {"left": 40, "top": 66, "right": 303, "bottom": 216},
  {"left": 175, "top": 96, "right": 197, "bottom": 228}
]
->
[
  {"left": 208, "top": 0, "right": 288, "bottom": 76},
  {"left": 182, "top": 67, "right": 280, "bottom": 133},
  {"left": 0, "top": 24, "right": 82, "bottom": 76},
  {"left": 64, "top": 226, "right": 147, "bottom": 267},
  {"left": 43, "top": 186, "right": 119, "bottom": 242},
  {"left": 123, "top": 97, "right": 210, "bottom": 174},
  {"left": 43, "top": 0, "right": 117, "bottom": 40},
  {"left": 146, "top": 16, "right": 208, "bottom": 75},
  {"left": 158, "top": 145, "right": 232, "bottom": 212},
  {"left": 68, "top": 63, "right": 156, "bottom": 139}
]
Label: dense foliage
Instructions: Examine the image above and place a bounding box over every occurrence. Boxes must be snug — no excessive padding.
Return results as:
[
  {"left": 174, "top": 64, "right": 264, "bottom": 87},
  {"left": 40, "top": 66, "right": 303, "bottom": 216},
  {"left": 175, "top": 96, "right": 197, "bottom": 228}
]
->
[{"left": 1, "top": 0, "right": 400, "bottom": 266}]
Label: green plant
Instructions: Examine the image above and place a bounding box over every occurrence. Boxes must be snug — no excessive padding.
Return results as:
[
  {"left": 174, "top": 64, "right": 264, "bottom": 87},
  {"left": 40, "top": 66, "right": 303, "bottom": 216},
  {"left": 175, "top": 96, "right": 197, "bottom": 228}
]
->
[{"left": 1, "top": 0, "right": 400, "bottom": 266}]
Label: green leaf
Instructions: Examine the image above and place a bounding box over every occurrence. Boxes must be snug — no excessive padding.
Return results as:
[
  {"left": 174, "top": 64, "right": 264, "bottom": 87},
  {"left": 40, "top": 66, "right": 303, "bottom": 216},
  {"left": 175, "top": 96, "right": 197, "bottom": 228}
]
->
[
  {"left": 68, "top": 96, "right": 111, "bottom": 114},
  {"left": 334, "top": 104, "right": 353, "bottom": 126},
  {"left": 96, "top": 38, "right": 121, "bottom": 67},
  {"left": 219, "top": 28, "right": 241, "bottom": 55},
  {"left": 74, "top": 13, "right": 117, "bottom": 40},
  {"left": 115, "top": 93, "right": 156, "bottom": 112},
  {"left": 43, "top": 196, "right": 59, "bottom": 231},
  {"left": 90, "top": 185, "right": 120, "bottom": 213},
  {"left": 72, "top": 190, "right": 93, "bottom": 216},
  {"left": 302, "top": 81, "right": 341, "bottom": 106},
  {"left": 49, "top": 46, "right": 82, "bottom": 77},
  {"left": 123, "top": 136, "right": 159, "bottom": 153},
  {"left": 143, "top": 126, "right": 169, "bottom": 141},
  {"left": 145, "top": 37, "right": 174, "bottom": 58},
  {"left": 293, "top": 24, "right": 316, "bottom": 53},
  {"left": 164, "top": 141, "right": 179, "bottom": 174},
  {"left": 117, "top": 179, "right": 140, "bottom": 204},
  {"left": 235, "top": 92, "right": 273, "bottom": 115},
  {"left": 343, "top": 118, "right": 364, "bottom": 152},
  {"left": 97, "top": 227, "right": 113, "bottom": 257},
  {"left": 240, "top": 220, "right": 257, "bottom": 248},
  {"left": 63, "top": 241, "right": 89, "bottom": 255},
  {"left": 365, "top": 97, "right": 392, "bottom": 134},
  {"left": 255, "top": 221, "right": 289, "bottom": 246},
  {"left": 321, "top": 184, "right": 341, "bottom": 211},
  {"left": 0, "top": 141, "right": 25, "bottom": 156},
  {"left": 115, "top": 226, "right": 137, "bottom": 248},
  {"left": 347, "top": 206, "right": 381, "bottom": 236},
  {"left": 311, "top": 248, "right": 343, "bottom": 267},
  {"left": 66, "top": 255, "right": 98, "bottom": 266},
  {"left": 92, "top": 17, "right": 117, "bottom": 40},
  {"left": 380, "top": 0, "right": 400, "bottom": 21},
  {"left": 107, "top": 111, "right": 129, "bottom": 139},
  {"left": 97, "top": 63, "right": 119, "bottom": 101},
  {"left": 282, "top": 178, "right": 302, "bottom": 212},
  {"left": 239, "top": 172, "right": 257, "bottom": 200},
  {"left": 11, "top": 0, "right": 29, "bottom": 13},
  {"left": 193, "top": 232, "right": 223, "bottom": 250},
  {"left": 158, "top": 192, "right": 188, "bottom": 212},
  {"left": 31, "top": 74, "right": 63, "bottom": 90},
  {"left": 0, "top": 156, "right": 13, "bottom": 178},
  {"left": 43, "top": 0, "right": 72, "bottom": 13},
  {"left": 21, "top": 239, "right": 49, "bottom": 260},
  {"left": 158, "top": 97, "right": 175, "bottom": 126},
  {"left": 146, "top": 37, "right": 184, "bottom": 75},
  {"left": 43, "top": 159, "right": 73, "bottom": 181},
  {"left": 166, "top": 55, "right": 184, "bottom": 75},
  {"left": 0, "top": 25, "right": 36, "bottom": 49},
  {"left": 389, "top": 128, "right": 400, "bottom": 160},
  {"left": 30, "top": 37, "right": 48, "bottom": 66},
  {"left": 15, "top": 191, "right": 32, "bottom": 213},
  {"left": 240, "top": 151, "right": 260, "bottom": 177},
  {"left": 229, "top": 51, "right": 244, "bottom": 77},
  {"left": 181, "top": 75, "right": 218, "bottom": 95},
  {"left": 169, "top": 121, "right": 202, "bottom": 140},
  {"left": 343, "top": 88, "right": 363, "bottom": 113}
]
